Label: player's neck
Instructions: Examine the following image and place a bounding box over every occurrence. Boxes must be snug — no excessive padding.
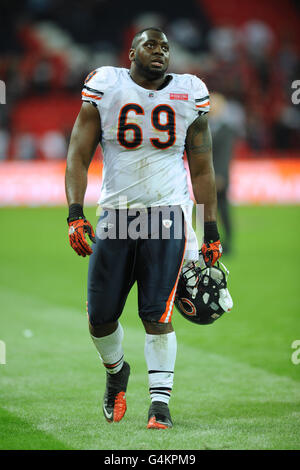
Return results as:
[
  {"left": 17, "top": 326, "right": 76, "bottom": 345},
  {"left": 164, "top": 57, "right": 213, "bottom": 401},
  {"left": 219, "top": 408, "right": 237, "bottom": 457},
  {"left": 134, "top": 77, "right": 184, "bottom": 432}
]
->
[{"left": 129, "top": 68, "right": 168, "bottom": 91}]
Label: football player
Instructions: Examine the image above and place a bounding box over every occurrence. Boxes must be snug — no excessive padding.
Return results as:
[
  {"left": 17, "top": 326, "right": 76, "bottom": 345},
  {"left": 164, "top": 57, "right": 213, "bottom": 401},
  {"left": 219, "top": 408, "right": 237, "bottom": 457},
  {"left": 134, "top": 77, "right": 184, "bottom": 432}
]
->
[{"left": 65, "top": 27, "right": 222, "bottom": 429}]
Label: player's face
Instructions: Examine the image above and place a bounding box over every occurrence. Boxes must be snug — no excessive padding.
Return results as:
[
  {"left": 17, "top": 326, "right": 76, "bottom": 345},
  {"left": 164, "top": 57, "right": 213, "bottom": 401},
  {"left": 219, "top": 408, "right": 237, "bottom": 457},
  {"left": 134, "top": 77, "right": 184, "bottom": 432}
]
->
[{"left": 130, "top": 31, "right": 170, "bottom": 79}]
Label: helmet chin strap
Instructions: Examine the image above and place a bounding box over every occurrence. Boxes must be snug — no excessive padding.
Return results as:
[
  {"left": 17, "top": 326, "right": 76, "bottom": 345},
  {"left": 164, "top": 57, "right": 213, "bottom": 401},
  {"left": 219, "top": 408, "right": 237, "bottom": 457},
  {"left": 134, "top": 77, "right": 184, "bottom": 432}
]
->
[{"left": 219, "top": 261, "right": 230, "bottom": 279}]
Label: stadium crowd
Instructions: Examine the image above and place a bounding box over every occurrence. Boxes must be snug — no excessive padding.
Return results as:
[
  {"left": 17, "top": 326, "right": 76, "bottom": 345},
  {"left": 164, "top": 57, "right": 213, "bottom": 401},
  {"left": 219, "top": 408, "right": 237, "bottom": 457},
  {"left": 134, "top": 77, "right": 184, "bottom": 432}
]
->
[{"left": 0, "top": 0, "right": 299, "bottom": 160}]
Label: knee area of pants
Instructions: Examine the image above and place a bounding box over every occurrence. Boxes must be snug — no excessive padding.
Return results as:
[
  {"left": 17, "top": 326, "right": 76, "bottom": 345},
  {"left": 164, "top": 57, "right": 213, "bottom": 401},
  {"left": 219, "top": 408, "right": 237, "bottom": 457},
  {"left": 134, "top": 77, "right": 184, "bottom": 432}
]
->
[
  {"left": 88, "top": 314, "right": 105, "bottom": 332},
  {"left": 144, "top": 321, "right": 173, "bottom": 335},
  {"left": 88, "top": 316, "right": 120, "bottom": 338}
]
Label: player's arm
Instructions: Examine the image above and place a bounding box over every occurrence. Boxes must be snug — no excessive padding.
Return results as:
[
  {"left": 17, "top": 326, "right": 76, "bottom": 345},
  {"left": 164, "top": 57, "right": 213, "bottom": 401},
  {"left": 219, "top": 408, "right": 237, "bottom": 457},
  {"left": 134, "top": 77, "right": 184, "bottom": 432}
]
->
[
  {"left": 66, "top": 101, "right": 101, "bottom": 206},
  {"left": 65, "top": 102, "right": 101, "bottom": 257},
  {"left": 185, "top": 114, "right": 222, "bottom": 265}
]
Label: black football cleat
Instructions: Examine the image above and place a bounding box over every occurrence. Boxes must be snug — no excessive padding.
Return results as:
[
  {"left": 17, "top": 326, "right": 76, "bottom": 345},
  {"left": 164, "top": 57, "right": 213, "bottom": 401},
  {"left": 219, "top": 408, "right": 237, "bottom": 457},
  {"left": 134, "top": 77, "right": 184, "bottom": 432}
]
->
[
  {"left": 102, "top": 361, "right": 130, "bottom": 423},
  {"left": 147, "top": 401, "right": 173, "bottom": 429}
]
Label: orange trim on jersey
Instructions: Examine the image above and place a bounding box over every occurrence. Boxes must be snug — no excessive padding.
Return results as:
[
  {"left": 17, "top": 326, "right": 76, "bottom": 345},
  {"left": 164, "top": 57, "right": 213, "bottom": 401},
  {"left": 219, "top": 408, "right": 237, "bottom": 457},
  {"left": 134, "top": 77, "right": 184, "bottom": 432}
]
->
[
  {"left": 159, "top": 235, "right": 187, "bottom": 324},
  {"left": 196, "top": 101, "right": 210, "bottom": 108},
  {"left": 82, "top": 91, "right": 102, "bottom": 100},
  {"left": 84, "top": 70, "right": 97, "bottom": 83}
]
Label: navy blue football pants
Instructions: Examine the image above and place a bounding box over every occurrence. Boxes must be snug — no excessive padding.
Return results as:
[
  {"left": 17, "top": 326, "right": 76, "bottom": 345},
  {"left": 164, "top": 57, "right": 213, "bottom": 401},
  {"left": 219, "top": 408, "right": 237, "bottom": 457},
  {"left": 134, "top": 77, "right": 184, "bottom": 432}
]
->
[{"left": 87, "top": 206, "right": 186, "bottom": 326}]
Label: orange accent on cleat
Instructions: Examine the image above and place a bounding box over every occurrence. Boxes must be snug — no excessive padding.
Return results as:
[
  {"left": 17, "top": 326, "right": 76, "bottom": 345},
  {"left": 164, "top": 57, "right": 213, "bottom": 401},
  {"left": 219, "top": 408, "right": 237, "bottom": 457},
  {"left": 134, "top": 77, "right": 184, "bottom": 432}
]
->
[
  {"left": 147, "top": 417, "right": 168, "bottom": 429},
  {"left": 113, "top": 391, "right": 127, "bottom": 422}
]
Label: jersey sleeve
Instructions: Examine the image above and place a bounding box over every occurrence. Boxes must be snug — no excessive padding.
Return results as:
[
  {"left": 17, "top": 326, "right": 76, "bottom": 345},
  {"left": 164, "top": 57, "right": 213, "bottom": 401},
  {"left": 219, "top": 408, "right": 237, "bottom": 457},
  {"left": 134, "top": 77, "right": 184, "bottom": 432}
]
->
[
  {"left": 81, "top": 67, "right": 117, "bottom": 107},
  {"left": 190, "top": 75, "right": 210, "bottom": 116}
]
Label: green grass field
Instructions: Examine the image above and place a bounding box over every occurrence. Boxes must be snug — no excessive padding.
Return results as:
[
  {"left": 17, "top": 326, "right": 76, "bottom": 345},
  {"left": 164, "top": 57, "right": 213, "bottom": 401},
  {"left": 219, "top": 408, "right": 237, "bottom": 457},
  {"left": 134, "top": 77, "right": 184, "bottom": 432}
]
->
[{"left": 0, "top": 206, "right": 299, "bottom": 450}]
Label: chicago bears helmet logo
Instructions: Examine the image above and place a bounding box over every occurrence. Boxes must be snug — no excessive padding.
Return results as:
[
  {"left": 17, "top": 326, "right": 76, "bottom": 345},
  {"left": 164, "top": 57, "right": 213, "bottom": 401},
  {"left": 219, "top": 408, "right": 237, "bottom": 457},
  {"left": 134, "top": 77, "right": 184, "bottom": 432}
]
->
[{"left": 178, "top": 298, "right": 196, "bottom": 316}]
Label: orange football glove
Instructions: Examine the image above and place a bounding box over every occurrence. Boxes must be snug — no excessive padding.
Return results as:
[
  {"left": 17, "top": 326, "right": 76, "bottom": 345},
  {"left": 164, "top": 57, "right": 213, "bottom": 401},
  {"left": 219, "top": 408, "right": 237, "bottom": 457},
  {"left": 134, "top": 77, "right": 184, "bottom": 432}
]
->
[
  {"left": 68, "top": 218, "right": 96, "bottom": 257},
  {"left": 201, "top": 240, "right": 223, "bottom": 267}
]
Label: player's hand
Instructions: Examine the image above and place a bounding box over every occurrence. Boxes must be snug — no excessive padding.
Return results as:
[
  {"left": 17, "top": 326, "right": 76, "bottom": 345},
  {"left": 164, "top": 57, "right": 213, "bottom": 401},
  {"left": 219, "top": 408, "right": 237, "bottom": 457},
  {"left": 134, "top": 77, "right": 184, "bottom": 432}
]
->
[
  {"left": 201, "top": 240, "right": 223, "bottom": 267},
  {"left": 68, "top": 218, "right": 96, "bottom": 257}
]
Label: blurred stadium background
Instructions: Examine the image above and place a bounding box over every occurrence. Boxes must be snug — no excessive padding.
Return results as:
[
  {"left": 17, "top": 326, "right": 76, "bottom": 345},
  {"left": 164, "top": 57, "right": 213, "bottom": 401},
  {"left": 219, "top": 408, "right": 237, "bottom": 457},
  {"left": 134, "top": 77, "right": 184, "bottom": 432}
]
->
[
  {"left": 0, "top": 0, "right": 300, "bottom": 204},
  {"left": 0, "top": 0, "right": 300, "bottom": 451}
]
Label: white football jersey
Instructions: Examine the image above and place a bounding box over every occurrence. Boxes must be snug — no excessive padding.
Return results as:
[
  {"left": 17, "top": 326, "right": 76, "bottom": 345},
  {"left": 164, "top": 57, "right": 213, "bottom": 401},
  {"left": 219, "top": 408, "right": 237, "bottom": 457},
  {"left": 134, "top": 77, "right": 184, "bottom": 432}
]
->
[{"left": 82, "top": 66, "right": 210, "bottom": 209}]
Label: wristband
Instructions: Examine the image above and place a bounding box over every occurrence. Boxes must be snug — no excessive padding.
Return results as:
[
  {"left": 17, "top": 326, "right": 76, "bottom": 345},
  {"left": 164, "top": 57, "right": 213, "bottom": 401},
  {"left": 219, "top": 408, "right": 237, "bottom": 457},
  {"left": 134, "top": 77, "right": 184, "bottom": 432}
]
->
[
  {"left": 204, "top": 221, "right": 219, "bottom": 243},
  {"left": 67, "top": 203, "right": 85, "bottom": 223}
]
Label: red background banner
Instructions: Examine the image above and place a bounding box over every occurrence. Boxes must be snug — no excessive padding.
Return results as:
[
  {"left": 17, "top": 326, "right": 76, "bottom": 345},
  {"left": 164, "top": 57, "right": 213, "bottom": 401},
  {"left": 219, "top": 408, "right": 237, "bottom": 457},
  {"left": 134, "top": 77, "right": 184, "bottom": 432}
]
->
[{"left": 0, "top": 159, "right": 299, "bottom": 206}]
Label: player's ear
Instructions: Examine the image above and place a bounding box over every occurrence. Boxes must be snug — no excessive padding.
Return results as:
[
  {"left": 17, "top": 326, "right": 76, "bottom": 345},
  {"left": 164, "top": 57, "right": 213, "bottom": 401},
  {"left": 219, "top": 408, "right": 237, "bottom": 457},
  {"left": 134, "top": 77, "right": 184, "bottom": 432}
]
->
[{"left": 129, "top": 49, "right": 135, "bottom": 62}]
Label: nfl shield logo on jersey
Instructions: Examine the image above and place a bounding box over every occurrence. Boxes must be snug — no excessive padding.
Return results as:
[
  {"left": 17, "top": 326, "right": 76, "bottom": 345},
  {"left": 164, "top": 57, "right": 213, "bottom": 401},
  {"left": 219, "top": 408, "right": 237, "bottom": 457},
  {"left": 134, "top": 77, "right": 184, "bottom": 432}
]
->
[{"left": 162, "top": 219, "right": 173, "bottom": 229}]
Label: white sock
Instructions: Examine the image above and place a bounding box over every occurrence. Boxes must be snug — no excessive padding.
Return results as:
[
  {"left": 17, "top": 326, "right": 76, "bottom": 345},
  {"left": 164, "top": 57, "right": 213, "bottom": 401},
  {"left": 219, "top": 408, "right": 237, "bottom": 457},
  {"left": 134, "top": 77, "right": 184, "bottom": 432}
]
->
[
  {"left": 91, "top": 323, "right": 124, "bottom": 374},
  {"left": 144, "top": 331, "right": 177, "bottom": 405}
]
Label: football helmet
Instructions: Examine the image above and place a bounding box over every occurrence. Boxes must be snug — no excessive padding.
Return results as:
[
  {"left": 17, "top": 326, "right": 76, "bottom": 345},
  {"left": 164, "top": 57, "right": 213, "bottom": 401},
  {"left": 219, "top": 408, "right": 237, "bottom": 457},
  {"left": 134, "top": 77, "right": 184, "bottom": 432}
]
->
[{"left": 174, "top": 255, "right": 233, "bottom": 325}]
